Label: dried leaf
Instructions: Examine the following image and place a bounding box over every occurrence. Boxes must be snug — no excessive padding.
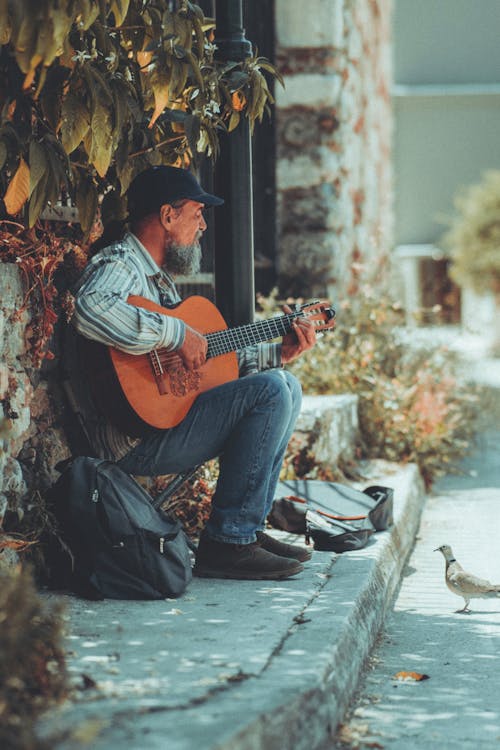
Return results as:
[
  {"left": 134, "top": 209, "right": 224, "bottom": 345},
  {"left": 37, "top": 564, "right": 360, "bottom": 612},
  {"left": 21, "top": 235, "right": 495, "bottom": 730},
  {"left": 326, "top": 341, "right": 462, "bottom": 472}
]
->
[
  {"left": 4, "top": 157, "right": 30, "bottom": 215},
  {"left": 137, "top": 49, "right": 153, "bottom": 68},
  {"left": 231, "top": 90, "right": 246, "bottom": 112},
  {"left": 393, "top": 671, "right": 430, "bottom": 682},
  {"left": 0, "top": 532, "right": 36, "bottom": 552},
  {"left": 228, "top": 111, "right": 240, "bottom": 132}
]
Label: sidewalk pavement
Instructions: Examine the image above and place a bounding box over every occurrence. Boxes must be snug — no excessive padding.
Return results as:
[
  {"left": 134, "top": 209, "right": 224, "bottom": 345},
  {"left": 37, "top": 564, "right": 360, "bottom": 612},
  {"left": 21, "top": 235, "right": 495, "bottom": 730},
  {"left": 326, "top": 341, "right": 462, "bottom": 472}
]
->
[{"left": 40, "top": 461, "right": 425, "bottom": 750}]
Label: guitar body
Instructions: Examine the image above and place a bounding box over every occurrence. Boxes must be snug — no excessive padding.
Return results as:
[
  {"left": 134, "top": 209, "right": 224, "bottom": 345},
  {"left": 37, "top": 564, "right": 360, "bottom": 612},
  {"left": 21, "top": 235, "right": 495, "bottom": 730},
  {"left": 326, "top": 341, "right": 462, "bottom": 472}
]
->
[
  {"left": 85, "top": 296, "right": 239, "bottom": 435},
  {"left": 81, "top": 294, "right": 334, "bottom": 437}
]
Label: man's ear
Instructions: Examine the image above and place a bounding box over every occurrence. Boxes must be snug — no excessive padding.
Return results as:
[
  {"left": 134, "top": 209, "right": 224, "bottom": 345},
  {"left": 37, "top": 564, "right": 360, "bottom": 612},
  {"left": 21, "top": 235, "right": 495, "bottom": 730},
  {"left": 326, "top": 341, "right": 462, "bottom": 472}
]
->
[{"left": 159, "top": 204, "right": 173, "bottom": 229}]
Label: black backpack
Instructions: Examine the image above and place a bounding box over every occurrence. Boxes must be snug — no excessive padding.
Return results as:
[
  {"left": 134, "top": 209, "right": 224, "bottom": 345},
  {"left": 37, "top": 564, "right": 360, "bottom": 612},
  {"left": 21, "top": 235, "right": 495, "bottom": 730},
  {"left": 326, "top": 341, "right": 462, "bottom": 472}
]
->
[{"left": 46, "top": 457, "right": 192, "bottom": 600}]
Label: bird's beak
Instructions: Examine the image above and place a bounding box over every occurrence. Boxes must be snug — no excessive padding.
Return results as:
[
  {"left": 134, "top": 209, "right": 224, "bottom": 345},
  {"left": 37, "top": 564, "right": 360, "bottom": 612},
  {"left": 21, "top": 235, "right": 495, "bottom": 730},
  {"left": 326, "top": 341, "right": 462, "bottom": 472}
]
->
[{"left": 433, "top": 547, "right": 440, "bottom": 552}]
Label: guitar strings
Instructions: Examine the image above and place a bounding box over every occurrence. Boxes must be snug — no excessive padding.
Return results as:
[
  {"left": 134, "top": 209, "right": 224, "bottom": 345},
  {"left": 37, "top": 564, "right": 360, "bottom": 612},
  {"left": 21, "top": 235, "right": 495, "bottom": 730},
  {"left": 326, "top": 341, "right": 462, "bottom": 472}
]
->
[{"left": 150, "top": 308, "right": 328, "bottom": 365}]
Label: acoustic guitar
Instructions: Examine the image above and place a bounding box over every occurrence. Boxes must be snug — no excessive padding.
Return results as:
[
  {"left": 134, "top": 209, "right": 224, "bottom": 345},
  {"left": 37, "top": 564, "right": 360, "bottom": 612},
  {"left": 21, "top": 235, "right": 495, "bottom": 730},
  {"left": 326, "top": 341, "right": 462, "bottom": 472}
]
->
[{"left": 83, "top": 295, "right": 336, "bottom": 436}]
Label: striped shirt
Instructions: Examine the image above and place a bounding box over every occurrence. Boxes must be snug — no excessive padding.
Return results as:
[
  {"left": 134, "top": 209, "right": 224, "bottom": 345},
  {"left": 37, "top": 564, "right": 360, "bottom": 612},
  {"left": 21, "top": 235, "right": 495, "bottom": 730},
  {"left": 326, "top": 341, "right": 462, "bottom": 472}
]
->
[{"left": 72, "top": 232, "right": 282, "bottom": 461}]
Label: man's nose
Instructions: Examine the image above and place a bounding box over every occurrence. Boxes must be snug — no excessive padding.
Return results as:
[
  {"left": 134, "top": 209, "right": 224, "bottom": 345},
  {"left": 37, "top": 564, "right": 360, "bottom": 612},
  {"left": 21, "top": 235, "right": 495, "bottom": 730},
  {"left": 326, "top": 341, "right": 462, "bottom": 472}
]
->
[{"left": 199, "top": 214, "right": 207, "bottom": 231}]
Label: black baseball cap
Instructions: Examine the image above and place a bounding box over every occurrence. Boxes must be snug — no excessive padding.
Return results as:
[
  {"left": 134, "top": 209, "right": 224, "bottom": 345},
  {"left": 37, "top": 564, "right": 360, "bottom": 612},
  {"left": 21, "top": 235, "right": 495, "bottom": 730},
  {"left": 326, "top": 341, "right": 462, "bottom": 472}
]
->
[{"left": 127, "top": 165, "right": 224, "bottom": 221}]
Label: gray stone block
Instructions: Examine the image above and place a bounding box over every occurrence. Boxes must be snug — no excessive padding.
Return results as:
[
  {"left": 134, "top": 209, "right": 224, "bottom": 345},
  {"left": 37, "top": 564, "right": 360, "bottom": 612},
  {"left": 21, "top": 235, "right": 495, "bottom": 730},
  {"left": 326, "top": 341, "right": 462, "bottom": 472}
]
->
[{"left": 295, "top": 394, "right": 359, "bottom": 466}]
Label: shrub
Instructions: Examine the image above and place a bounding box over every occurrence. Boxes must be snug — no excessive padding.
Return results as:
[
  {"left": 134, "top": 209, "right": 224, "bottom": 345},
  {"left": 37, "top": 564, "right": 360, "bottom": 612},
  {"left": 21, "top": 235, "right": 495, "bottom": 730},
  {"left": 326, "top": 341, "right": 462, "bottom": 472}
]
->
[
  {"left": 0, "top": 566, "right": 68, "bottom": 750},
  {"left": 442, "top": 170, "right": 500, "bottom": 295},
  {"left": 261, "top": 288, "right": 480, "bottom": 487}
]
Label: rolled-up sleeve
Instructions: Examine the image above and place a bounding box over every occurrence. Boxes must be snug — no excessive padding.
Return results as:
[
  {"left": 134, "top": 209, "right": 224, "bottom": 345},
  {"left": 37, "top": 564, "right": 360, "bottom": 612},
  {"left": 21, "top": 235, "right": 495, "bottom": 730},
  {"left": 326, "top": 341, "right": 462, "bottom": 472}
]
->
[{"left": 73, "top": 257, "right": 185, "bottom": 354}]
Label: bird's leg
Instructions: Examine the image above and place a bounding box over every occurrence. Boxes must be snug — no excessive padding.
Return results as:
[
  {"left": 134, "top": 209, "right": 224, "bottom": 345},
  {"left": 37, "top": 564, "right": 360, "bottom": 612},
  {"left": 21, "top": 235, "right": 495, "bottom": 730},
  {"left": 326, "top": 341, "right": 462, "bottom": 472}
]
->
[{"left": 455, "top": 599, "right": 471, "bottom": 614}]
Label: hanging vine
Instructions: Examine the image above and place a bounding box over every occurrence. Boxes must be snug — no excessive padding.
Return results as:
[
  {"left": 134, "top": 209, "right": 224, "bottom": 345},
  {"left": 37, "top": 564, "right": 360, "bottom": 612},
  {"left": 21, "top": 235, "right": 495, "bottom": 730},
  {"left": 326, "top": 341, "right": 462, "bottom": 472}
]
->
[{"left": 0, "top": 219, "right": 89, "bottom": 366}]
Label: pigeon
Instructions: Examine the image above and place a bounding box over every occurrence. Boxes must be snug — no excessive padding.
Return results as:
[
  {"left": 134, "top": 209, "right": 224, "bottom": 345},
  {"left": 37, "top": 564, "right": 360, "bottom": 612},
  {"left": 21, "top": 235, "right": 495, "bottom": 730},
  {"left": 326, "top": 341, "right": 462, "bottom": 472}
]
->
[{"left": 435, "top": 544, "right": 500, "bottom": 613}]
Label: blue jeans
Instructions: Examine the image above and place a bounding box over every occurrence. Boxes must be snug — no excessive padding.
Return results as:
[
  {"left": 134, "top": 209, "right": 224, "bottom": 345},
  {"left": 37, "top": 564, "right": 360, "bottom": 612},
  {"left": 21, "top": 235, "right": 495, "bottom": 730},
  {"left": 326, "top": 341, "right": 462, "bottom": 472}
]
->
[{"left": 117, "top": 370, "right": 302, "bottom": 544}]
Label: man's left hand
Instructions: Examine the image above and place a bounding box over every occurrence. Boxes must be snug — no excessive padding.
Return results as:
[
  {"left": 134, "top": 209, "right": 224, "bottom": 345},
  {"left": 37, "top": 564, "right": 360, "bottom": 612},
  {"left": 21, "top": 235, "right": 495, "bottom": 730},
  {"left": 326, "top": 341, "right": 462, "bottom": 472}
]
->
[{"left": 281, "top": 305, "right": 317, "bottom": 364}]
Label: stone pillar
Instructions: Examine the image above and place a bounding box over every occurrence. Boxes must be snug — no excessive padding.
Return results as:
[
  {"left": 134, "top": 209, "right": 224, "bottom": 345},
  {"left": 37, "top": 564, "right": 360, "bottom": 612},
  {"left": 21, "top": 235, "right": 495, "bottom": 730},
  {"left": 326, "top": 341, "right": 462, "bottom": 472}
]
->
[{"left": 275, "top": 0, "right": 393, "bottom": 301}]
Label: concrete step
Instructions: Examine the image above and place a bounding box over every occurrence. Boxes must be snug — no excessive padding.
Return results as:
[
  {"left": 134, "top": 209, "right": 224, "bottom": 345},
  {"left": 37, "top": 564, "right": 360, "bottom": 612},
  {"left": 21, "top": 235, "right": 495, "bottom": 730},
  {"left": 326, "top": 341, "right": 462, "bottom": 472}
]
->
[{"left": 38, "top": 460, "right": 425, "bottom": 750}]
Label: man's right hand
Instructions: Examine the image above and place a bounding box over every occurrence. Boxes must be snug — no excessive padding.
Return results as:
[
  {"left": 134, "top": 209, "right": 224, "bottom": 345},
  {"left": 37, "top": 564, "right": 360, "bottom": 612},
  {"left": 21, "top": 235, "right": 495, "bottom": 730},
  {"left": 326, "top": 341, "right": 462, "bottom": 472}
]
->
[{"left": 178, "top": 325, "right": 208, "bottom": 370}]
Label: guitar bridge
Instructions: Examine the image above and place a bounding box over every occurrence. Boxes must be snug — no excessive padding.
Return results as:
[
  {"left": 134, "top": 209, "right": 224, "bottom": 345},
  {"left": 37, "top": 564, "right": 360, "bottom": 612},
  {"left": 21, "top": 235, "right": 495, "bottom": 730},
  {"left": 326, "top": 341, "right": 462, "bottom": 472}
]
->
[
  {"left": 149, "top": 350, "right": 168, "bottom": 395},
  {"left": 148, "top": 350, "right": 201, "bottom": 397}
]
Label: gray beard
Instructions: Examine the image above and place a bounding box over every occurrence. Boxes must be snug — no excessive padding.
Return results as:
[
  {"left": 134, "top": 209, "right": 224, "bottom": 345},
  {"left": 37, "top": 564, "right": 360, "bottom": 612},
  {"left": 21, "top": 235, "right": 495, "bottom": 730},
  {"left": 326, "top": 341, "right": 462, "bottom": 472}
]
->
[{"left": 164, "top": 242, "right": 202, "bottom": 276}]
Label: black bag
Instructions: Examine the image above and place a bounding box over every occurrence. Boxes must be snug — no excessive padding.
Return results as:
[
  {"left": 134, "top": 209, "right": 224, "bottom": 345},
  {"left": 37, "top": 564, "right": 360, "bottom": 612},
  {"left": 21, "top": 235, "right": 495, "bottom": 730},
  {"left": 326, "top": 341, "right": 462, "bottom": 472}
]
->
[
  {"left": 46, "top": 457, "right": 192, "bottom": 600},
  {"left": 269, "top": 480, "right": 394, "bottom": 553}
]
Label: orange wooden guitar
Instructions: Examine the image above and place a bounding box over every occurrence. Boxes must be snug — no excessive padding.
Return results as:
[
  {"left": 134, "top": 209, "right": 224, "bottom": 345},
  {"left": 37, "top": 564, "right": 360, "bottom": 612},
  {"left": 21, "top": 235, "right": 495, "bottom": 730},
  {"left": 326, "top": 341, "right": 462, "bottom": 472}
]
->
[{"left": 83, "top": 295, "right": 335, "bottom": 436}]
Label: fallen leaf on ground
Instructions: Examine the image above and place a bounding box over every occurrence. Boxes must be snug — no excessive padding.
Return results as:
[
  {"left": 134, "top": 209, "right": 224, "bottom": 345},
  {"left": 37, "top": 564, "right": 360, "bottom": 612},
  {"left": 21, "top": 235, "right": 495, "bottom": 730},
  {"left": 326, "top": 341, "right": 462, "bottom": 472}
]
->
[{"left": 393, "top": 671, "right": 430, "bottom": 682}]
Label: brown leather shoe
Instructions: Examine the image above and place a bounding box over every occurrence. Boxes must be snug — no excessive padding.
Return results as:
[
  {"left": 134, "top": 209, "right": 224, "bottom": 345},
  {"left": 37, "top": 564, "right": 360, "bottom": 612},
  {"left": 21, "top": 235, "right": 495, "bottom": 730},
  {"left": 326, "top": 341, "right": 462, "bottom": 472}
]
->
[
  {"left": 256, "top": 531, "right": 312, "bottom": 562},
  {"left": 193, "top": 532, "right": 303, "bottom": 580}
]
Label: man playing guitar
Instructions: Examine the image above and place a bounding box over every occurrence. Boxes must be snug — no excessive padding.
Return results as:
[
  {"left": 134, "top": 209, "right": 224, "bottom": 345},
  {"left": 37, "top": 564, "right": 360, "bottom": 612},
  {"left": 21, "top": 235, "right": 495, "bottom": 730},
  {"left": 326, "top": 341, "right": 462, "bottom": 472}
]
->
[{"left": 73, "top": 166, "right": 333, "bottom": 580}]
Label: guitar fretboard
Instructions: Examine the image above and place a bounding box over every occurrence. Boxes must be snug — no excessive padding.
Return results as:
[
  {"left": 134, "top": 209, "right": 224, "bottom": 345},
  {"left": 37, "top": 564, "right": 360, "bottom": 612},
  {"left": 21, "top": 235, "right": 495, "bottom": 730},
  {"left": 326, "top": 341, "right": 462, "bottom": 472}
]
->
[{"left": 205, "top": 311, "right": 302, "bottom": 358}]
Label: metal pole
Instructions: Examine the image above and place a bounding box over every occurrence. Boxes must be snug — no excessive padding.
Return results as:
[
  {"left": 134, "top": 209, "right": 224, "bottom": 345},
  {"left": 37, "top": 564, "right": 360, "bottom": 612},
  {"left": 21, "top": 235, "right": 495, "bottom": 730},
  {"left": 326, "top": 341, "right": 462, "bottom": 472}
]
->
[{"left": 213, "top": 0, "right": 255, "bottom": 327}]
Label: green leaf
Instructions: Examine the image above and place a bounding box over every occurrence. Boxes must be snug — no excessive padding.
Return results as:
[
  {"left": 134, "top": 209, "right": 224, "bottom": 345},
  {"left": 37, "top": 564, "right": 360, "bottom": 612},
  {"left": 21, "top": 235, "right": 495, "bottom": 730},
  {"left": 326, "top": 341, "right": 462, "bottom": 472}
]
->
[
  {"left": 61, "top": 94, "right": 91, "bottom": 154},
  {"left": 40, "top": 65, "right": 68, "bottom": 131},
  {"left": 0, "top": 140, "right": 7, "bottom": 171},
  {"left": 120, "top": 5, "right": 145, "bottom": 49},
  {"left": 28, "top": 139, "right": 48, "bottom": 197},
  {"left": 183, "top": 113, "right": 200, "bottom": 159},
  {"left": 169, "top": 59, "right": 189, "bottom": 101},
  {"left": 45, "top": 137, "right": 71, "bottom": 200},
  {"left": 89, "top": 102, "right": 113, "bottom": 177},
  {"left": 84, "top": 63, "right": 114, "bottom": 106},
  {"left": 0, "top": 0, "right": 12, "bottom": 44},
  {"left": 77, "top": 0, "right": 101, "bottom": 31},
  {"left": 13, "top": 14, "right": 38, "bottom": 73},
  {"left": 184, "top": 49, "right": 204, "bottom": 93},
  {"left": 114, "top": 135, "right": 133, "bottom": 195},
  {"left": 110, "top": 0, "right": 130, "bottom": 27},
  {"left": 28, "top": 169, "right": 49, "bottom": 227},
  {"left": 75, "top": 174, "right": 98, "bottom": 235},
  {"left": 191, "top": 15, "right": 205, "bottom": 59}
]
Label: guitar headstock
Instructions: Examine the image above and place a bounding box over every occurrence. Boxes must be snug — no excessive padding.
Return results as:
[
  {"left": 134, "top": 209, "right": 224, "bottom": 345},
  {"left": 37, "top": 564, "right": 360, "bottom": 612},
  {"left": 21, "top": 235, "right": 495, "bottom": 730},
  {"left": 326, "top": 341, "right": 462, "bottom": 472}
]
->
[{"left": 298, "top": 300, "right": 336, "bottom": 331}]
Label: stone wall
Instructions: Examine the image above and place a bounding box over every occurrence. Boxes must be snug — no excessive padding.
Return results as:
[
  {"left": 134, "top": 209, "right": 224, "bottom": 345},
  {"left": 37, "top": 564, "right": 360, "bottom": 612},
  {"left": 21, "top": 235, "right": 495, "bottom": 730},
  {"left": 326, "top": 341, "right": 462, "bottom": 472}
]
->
[
  {"left": 0, "top": 265, "right": 70, "bottom": 568},
  {"left": 275, "top": 0, "right": 393, "bottom": 300},
  {"left": 0, "top": 266, "right": 31, "bottom": 525}
]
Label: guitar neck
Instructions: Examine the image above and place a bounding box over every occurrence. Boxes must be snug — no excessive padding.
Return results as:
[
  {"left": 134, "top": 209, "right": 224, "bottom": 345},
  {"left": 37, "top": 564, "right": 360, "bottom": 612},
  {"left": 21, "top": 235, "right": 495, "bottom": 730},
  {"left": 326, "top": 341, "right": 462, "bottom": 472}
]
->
[{"left": 205, "top": 312, "right": 300, "bottom": 359}]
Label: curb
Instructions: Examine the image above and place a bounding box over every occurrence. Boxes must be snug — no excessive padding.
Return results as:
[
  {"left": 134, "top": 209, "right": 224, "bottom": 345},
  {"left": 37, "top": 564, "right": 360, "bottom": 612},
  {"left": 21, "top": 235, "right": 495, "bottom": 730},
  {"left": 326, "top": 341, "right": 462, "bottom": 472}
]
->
[{"left": 208, "top": 464, "right": 426, "bottom": 750}]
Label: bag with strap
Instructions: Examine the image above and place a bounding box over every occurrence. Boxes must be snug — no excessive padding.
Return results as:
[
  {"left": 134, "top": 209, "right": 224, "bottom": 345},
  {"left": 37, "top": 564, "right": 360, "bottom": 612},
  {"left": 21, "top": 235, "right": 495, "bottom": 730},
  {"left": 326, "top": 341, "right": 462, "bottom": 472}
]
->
[
  {"left": 268, "top": 481, "right": 394, "bottom": 553},
  {"left": 46, "top": 456, "right": 192, "bottom": 600}
]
